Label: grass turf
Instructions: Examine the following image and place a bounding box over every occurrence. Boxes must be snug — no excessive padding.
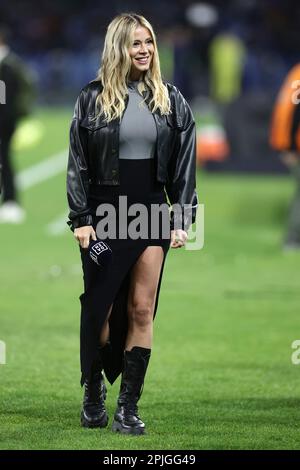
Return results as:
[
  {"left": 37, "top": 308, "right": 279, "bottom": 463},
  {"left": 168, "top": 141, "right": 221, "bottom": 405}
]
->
[{"left": 0, "top": 109, "right": 300, "bottom": 450}]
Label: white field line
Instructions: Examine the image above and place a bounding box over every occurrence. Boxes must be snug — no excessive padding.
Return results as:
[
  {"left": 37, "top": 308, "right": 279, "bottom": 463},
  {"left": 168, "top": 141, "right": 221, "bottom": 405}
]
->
[
  {"left": 15, "top": 148, "right": 69, "bottom": 235},
  {"left": 16, "top": 149, "right": 68, "bottom": 190},
  {"left": 46, "top": 211, "right": 69, "bottom": 235}
]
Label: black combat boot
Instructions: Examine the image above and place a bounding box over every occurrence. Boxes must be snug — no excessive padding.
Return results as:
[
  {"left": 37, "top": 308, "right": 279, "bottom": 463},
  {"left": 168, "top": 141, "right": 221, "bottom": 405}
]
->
[
  {"left": 81, "top": 345, "right": 109, "bottom": 428},
  {"left": 112, "top": 346, "right": 151, "bottom": 435}
]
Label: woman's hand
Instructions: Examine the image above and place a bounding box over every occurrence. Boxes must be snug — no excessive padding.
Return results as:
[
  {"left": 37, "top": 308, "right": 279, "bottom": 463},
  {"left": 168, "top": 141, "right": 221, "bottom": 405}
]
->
[
  {"left": 74, "top": 225, "right": 97, "bottom": 249},
  {"left": 170, "top": 229, "right": 188, "bottom": 249}
]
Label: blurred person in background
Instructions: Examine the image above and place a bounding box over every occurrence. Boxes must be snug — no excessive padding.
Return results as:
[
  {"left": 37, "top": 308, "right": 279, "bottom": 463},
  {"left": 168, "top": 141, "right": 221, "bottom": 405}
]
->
[
  {"left": 270, "top": 63, "right": 300, "bottom": 250},
  {"left": 0, "top": 25, "right": 35, "bottom": 223},
  {"left": 209, "top": 31, "right": 246, "bottom": 105},
  {"left": 66, "top": 13, "right": 198, "bottom": 435}
]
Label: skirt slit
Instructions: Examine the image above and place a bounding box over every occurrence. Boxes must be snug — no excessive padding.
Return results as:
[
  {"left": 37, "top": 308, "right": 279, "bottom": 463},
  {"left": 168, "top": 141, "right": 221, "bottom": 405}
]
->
[{"left": 79, "top": 158, "right": 170, "bottom": 386}]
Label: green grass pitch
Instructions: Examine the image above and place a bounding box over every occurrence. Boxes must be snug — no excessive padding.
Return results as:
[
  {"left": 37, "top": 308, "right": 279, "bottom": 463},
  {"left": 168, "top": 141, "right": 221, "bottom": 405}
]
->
[{"left": 1, "top": 108, "right": 300, "bottom": 450}]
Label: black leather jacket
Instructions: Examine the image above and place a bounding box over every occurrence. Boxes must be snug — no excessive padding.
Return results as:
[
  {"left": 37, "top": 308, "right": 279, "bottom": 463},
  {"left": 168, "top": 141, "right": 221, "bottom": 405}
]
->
[{"left": 66, "top": 80, "right": 198, "bottom": 231}]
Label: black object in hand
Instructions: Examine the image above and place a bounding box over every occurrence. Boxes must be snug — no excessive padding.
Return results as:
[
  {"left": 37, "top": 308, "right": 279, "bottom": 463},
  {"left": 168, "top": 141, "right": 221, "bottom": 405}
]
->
[{"left": 89, "top": 239, "right": 113, "bottom": 267}]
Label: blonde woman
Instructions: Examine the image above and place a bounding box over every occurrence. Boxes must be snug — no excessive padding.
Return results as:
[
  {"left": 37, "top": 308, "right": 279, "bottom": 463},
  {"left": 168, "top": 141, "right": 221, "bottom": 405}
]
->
[{"left": 67, "top": 12, "right": 198, "bottom": 435}]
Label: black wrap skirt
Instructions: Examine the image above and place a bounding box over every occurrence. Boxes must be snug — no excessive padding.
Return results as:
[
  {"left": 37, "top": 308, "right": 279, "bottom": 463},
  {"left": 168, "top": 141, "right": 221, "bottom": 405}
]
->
[{"left": 79, "top": 158, "right": 171, "bottom": 385}]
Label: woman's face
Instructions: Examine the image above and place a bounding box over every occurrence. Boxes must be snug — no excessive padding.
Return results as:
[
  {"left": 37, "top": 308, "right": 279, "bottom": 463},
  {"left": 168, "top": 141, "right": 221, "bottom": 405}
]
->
[{"left": 128, "top": 26, "right": 154, "bottom": 80}]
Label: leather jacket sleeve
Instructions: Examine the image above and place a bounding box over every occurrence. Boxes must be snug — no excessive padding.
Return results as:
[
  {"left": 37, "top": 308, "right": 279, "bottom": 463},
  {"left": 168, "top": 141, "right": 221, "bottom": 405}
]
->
[
  {"left": 165, "top": 88, "right": 199, "bottom": 232},
  {"left": 66, "top": 89, "right": 93, "bottom": 231}
]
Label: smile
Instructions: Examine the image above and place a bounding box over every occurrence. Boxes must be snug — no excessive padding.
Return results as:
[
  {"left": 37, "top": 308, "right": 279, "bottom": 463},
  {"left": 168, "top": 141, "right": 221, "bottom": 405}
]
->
[{"left": 135, "top": 57, "right": 149, "bottom": 64}]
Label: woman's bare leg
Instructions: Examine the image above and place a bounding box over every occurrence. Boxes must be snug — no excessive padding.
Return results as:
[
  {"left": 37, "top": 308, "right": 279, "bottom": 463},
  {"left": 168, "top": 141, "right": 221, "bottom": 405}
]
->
[
  {"left": 99, "top": 302, "right": 114, "bottom": 346},
  {"left": 126, "top": 246, "right": 164, "bottom": 350}
]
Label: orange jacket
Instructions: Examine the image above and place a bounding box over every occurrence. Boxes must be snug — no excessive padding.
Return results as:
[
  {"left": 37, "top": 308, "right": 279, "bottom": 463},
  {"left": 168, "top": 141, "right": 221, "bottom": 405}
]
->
[{"left": 270, "top": 64, "right": 300, "bottom": 152}]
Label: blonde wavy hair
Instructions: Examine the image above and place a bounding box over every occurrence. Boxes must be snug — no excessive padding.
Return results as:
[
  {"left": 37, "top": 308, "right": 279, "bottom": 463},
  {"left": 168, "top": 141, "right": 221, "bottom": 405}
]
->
[{"left": 95, "top": 13, "right": 171, "bottom": 122}]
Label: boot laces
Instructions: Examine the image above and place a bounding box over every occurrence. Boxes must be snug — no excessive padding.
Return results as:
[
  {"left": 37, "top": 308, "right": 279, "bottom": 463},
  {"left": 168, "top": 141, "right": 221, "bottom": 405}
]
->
[
  {"left": 84, "top": 375, "right": 106, "bottom": 406},
  {"left": 124, "top": 400, "right": 139, "bottom": 417},
  {"left": 120, "top": 382, "right": 144, "bottom": 417}
]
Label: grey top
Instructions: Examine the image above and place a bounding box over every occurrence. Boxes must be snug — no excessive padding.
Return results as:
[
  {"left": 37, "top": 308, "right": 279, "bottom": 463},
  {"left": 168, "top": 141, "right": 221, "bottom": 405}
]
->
[{"left": 119, "top": 80, "right": 157, "bottom": 159}]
